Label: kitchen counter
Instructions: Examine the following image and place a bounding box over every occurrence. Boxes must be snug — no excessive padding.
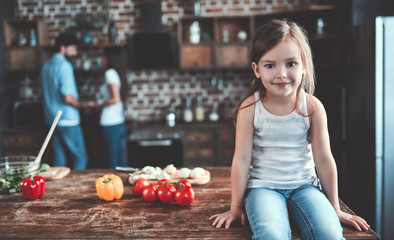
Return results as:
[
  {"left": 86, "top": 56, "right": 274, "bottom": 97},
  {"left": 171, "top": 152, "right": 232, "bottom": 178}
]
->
[{"left": 0, "top": 167, "right": 379, "bottom": 239}]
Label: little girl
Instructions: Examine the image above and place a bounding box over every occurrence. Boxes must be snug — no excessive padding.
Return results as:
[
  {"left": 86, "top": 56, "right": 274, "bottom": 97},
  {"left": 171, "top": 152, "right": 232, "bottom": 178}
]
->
[{"left": 209, "top": 19, "right": 369, "bottom": 239}]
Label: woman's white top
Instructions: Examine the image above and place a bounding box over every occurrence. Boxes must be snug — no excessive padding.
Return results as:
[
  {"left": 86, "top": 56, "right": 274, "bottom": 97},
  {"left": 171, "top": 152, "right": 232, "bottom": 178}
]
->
[
  {"left": 247, "top": 89, "right": 318, "bottom": 189},
  {"left": 99, "top": 68, "right": 125, "bottom": 126}
]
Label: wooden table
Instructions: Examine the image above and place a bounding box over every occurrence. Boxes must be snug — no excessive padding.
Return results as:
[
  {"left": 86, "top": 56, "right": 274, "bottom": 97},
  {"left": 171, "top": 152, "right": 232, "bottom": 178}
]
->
[{"left": 0, "top": 167, "right": 379, "bottom": 239}]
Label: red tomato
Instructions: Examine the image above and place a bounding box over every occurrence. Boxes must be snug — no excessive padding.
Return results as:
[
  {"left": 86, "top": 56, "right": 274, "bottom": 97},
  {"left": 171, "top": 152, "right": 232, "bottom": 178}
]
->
[
  {"left": 157, "top": 179, "right": 170, "bottom": 186},
  {"left": 157, "top": 184, "right": 176, "bottom": 203},
  {"left": 132, "top": 178, "right": 150, "bottom": 195},
  {"left": 178, "top": 179, "right": 192, "bottom": 188},
  {"left": 142, "top": 184, "right": 158, "bottom": 202},
  {"left": 175, "top": 185, "right": 195, "bottom": 206}
]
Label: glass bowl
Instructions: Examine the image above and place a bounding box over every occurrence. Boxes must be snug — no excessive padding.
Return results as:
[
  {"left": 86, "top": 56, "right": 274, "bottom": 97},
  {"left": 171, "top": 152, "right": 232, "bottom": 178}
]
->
[{"left": 0, "top": 156, "right": 41, "bottom": 194}]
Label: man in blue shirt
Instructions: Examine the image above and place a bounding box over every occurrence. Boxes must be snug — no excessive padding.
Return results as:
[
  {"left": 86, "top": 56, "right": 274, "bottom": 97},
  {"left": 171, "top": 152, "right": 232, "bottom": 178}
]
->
[{"left": 41, "top": 32, "right": 88, "bottom": 170}]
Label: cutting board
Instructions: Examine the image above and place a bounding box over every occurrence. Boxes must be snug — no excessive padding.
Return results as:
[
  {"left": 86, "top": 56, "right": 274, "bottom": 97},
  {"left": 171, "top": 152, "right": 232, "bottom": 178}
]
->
[{"left": 39, "top": 167, "right": 71, "bottom": 180}]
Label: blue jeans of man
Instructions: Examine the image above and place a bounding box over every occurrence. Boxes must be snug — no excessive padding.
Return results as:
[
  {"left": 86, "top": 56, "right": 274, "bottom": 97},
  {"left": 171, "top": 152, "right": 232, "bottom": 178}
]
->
[
  {"left": 52, "top": 125, "right": 88, "bottom": 170},
  {"left": 101, "top": 123, "right": 127, "bottom": 169},
  {"left": 245, "top": 185, "right": 344, "bottom": 240}
]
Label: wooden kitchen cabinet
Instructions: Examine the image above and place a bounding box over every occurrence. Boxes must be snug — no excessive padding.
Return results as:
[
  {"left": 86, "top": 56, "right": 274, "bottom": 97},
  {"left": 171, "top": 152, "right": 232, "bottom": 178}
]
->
[
  {"left": 182, "top": 122, "right": 235, "bottom": 167},
  {"left": 214, "top": 16, "right": 251, "bottom": 68},
  {"left": 215, "top": 44, "right": 249, "bottom": 67},
  {"left": 178, "top": 15, "right": 252, "bottom": 69},
  {"left": 183, "top": 128, "right": 215, "bottom": 166},
  {"left": 254, "top": 5, "right": 340, "bottom": 69},
  {"left": 178, "top": 5, "right": 340, "bottom": 70},
  {"left": 215, "top": 17, "right": 251, "bottom": 43},
  {"left": 178, "top": 17, "right": 214, "bottom": 68},
  {"left": 4, "top": 19, "right": 48, "bottom": 71},
  {"left": 6, "top": 47, "right": 42, "bottom": 70},
  {"left": 4, "top": 19, "right": 48, "bottom": 47},
  {"left": 179, "top": 44, "right": 212, "bottom": 68},
  {"left": 4, "top": 18, "right": 124, "bottom": 78}
]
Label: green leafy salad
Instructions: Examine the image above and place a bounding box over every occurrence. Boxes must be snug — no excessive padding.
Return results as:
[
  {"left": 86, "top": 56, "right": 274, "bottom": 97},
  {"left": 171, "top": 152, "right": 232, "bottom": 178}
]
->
[{"left": 0, "top": 167, "right": 28, "bottom": 194}]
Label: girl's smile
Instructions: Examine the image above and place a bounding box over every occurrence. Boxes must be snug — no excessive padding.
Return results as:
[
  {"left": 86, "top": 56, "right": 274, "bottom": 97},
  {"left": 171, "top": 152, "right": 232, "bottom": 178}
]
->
[{"left": 272, "top": 81, "right": 291, "bottom": 87}]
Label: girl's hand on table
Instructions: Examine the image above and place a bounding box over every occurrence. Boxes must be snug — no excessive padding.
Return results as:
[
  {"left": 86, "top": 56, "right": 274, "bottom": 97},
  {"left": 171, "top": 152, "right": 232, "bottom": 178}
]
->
[
  {"left": 209, "top": 207, "right": 247, "bottom": 229},
  {"left": 336, "top": 210, "right": 370, "bottom": 231}
]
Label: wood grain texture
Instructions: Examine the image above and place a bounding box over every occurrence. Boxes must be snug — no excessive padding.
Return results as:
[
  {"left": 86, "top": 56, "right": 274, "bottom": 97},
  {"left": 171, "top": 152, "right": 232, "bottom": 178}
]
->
[
  {"left": 0, "top": 167, "right": 379, "bottom": 239},
  {"left": 39, "top": 166, "right": 71, "bottom": 180}
]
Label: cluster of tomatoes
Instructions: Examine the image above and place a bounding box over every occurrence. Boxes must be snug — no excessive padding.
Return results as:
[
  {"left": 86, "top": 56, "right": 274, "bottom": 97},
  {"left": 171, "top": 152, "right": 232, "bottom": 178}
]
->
[{"left": 131, "top": 178, "right": 195, "bottom": 206}]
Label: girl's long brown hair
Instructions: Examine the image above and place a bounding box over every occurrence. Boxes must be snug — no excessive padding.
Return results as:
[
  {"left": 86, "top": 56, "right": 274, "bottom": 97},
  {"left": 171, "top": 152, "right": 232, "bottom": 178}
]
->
[{"left": 233, "top": 19, "right": 315, "bottom": 123}]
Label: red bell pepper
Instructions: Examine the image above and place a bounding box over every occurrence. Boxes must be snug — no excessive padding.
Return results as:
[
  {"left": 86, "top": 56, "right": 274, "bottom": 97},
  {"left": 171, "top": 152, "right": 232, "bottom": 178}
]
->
[{"left": 20, "top": 176, "right": 45, "bottom": 200}]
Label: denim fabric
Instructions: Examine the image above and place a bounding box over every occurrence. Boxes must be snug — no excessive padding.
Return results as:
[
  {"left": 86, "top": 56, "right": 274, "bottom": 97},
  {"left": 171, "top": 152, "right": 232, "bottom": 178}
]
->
[
  {"left": 101, "top": 123, "right": 127, "bottom": 168},
  {"left": 52, "top": 125, "right": 88, "bottom": 170},
  {"left": 245, "top": 185, "right": 344, "bottom": 240}
]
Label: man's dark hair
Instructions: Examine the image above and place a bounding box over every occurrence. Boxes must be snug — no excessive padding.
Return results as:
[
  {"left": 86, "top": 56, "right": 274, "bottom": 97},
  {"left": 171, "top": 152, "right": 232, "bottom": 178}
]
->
[{"left": 54, "top": 32, "right": 79, "bottom": 51}]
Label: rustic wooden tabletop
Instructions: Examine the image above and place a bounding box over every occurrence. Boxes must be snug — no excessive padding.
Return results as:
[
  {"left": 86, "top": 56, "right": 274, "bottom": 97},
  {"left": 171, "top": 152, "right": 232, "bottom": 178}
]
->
[{"left": 0, "top": 167, "right": 379, "bottom": 239}]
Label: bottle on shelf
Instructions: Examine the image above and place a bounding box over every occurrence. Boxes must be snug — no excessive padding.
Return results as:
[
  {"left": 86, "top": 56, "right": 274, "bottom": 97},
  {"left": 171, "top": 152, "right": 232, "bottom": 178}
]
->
[
  {"left": 30, "top": 29, "right": 37, "bottom": 46},
  {"left": 209, "top": 102, "right": 219, "bottom": 122},
  {"left": 82, "top": 31, "right": 92, "bottom": 44},
  {"left": 18, "top": 33, "right": 27, "bottom": 46},
  {"left": 108, "top": 20, "right": 117, "bottom": 44},
  {"left": 183, "top": 98, "right": 194, "bottom": 123},
  {"left": 21, "top": 76, "right": 32, "bottom": 101},
  {"left": 166, "top": 105, "right": 177, "bottom": 127},
  {"left": 195, "top": 96, "right": 205, "bottom": 122},
  {"left": 190, "top": 21, "right": 200, "bottom": 44},
  {"left": 316, "top": 18, "right": 327, "bottom": 35},
  {"left": 193, "top": 0, "right": 201, "bottom": 15}
]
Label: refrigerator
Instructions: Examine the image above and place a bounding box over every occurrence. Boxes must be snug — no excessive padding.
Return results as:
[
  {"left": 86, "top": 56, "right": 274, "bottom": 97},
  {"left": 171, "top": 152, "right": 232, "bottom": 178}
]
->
[{"left": 347, "top": 16, "right": 394, "bottom": 239}]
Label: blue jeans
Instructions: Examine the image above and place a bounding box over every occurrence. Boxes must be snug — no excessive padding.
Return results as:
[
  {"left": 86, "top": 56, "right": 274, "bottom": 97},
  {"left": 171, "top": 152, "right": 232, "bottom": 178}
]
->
[
  {"left": 245, "top": 185, "right": 344, "bottom": 240},
  {"left": 52, "top": 125, "right": 88, "bottom": 170},
  {"left": 101, "top": 123, "right": 127, "bottom": 168}
]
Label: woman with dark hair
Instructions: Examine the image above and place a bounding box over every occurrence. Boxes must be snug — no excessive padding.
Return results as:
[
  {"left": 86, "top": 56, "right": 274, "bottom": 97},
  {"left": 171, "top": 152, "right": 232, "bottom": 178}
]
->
[{"left": 95, "top": 48, "right": 128, "bottom": 168}]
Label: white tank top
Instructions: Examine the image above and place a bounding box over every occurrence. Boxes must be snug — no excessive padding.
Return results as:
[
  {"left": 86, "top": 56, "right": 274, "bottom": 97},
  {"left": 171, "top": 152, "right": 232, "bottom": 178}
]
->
[
  {"left": 247, "top": 89, "right": 319, "bottom": 189},
  {"left": 99, "top": 68, "right": 125, "bottom": 126}
]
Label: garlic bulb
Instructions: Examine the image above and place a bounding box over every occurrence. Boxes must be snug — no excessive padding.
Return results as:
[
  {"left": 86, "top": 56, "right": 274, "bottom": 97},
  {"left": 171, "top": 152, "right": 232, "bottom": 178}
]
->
[
  {"left": 190, "top": 167, "right": 205, "bottom": 178},
  {"left": 164, "top": 164, "right": 177, "bottom": 175},
  {"left": 141, "top": 166, "right": 155, "bottom": 174},
  {"left": 158, "top": 171, "right": 170, "bottom": 180},
  {"left": 178, "top": 168, "right": 191, "bottom": 178},
  {"left": 131, "top": 174, "right": 156, "bottom": 181}
]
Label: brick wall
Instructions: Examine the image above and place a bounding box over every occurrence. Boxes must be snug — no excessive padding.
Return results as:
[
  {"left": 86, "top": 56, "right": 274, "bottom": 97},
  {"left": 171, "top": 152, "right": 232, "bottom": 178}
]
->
[
  {"left": 126, "top": 68, "right": 252, "bottom": 122},
  {"left": 14, "top": 0, "right": 317, "bottom": 122}
]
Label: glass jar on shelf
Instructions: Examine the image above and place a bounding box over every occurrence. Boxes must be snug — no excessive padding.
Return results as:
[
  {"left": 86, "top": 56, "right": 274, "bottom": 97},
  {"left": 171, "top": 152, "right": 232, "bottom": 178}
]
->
[
  {"left": 190, "top": 21, "right": 201, "bottom": 44},
  {"left": 209, "top": 103, "right": 219, "bottom": 122},
  {"left": 195, "top": 96, "right": 205, "bottom": 122},
  {"left": 183, "top": 98, "right": 194, "bottom": 123}
]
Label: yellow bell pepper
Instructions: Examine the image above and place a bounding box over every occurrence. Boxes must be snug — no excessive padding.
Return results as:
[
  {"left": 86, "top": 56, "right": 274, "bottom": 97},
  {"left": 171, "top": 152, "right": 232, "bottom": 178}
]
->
[{"left": 96, "top": 174, "right": 124, "bottom": 201}]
